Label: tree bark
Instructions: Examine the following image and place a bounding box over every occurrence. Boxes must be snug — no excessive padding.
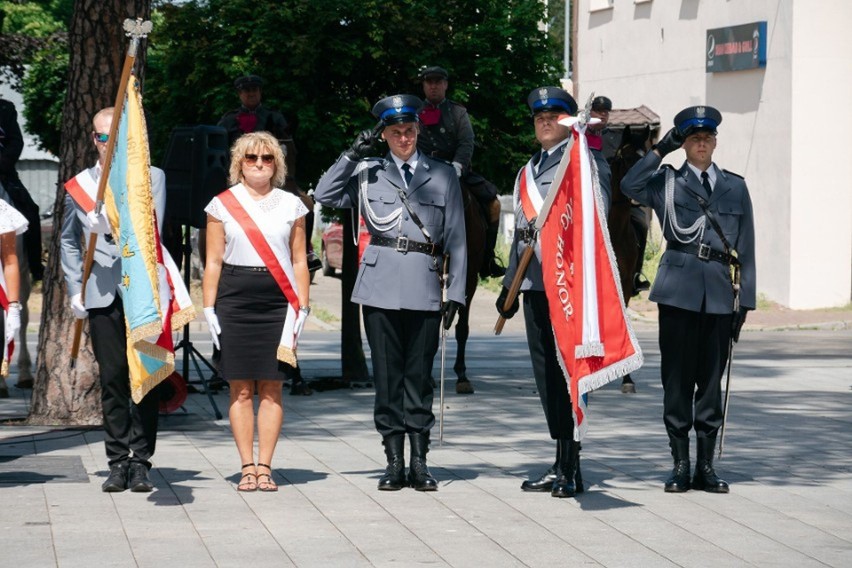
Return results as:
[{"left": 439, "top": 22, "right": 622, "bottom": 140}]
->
[
  {"left": 28, "top": 0, "right": 152, "bottom": 426},
  {"left": 340, "top": 212, "right": 369, "bottom": 383}
]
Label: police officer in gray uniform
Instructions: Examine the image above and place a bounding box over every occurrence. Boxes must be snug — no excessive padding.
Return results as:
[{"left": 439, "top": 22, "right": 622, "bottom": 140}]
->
[
  {"left": 496, "top": 87, "right": 611, "bottom": 499},
  {"left": 314, "top": 94, "right": 467, "bottom": 492},
  {"left": 620, "top": 105, "right": 756, "bottom": 494}
]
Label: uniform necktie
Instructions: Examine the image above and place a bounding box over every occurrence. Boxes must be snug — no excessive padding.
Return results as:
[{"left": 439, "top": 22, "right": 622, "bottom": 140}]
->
[
  {"left": 536, "top": 150, "right": 548, "bottom": 173},
  {"left": 402, "top": 163, "right": 413, "bottom": 187},
  {"left": 701, "top": 171, "right": 712, "bottom": 199}
]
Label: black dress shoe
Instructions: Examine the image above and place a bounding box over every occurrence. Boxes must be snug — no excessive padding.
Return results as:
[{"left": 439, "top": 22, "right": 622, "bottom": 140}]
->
[
  {"left": 102, "top": 461, "right": 129, "bottom": 492},
  {"left": 664, "top": 460, "right": 691, "bottom": 493},
  {"left": 521, "top": 467, "right": 557, "bottom": 492},
  {"left": 408, "top": 457, "right": 437, "bottom": 491},
  {"left": 127, "top": 462, "right": 154, "bottom": 492}
]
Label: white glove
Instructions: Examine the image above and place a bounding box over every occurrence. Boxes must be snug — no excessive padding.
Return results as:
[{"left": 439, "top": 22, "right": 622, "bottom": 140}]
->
[
  {"left": 85, "top": 210, "right": 112, "bottom": 234},
  {"left": 294, "top": 307, "right": 309, "bottom": 345},
  {"left": 5, "top": 303, "right": 21, "bottom": 343},
  {"left": 203, "top": 307, "right": 221, "bottom": 350},
  {"left": 70, "top": 293, "right": 88, "bottom": 319},
  {"left": 452, "top": 161, "right": 463, "bottom": 178}
]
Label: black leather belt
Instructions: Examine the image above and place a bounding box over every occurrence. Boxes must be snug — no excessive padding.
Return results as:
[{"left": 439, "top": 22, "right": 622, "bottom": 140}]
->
[
  {"left": 666, "top": 241, "right": 737, "bottom": 265},
  {"left": 516, "top": 227, "right": 537, "bottom": 242},
  {"left": 370, "top": 235, "right": 442, "bottom": 256},
  {"left": 223, "top": 263, "right": 269, "bottom": 272}
]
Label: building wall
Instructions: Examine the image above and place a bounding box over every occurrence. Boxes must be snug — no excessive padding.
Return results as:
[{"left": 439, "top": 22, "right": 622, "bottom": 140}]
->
[{"left": 576, "top": 0, "right": 852, "bottom": 308}]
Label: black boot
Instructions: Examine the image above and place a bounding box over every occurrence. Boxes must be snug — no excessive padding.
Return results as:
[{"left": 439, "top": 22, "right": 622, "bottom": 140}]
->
[
  {"left": 521, "top": 441, "right": 560, "bottom": 492},
  {"left": 407, "top": 433, "right": 438, "bottom": 491},
  {"left": 480, "top": 225, "right": 506, "bottom": 279},
  {"left": 102, "top": 461, "right": 129, "bottom": 492},
  {"left": 551, "top": 439, "right": 580, "bottom": 498},
  {"left": 692, "top": 437, "right": 729, "bottom": 493},
  {"left": 127, "top": 461, "right": 154, "bottom": 492},
  {"left": 664, "top": 436, "right": 691, "bottom": 493},
  {"left": 378, "top": 434, "right": 406, "bottom": 491}
]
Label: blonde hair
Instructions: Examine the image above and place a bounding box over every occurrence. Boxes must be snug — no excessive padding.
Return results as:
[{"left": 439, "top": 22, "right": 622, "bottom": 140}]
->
[{"left": 228, "top": 131, "right": 287, "bottom": 187}]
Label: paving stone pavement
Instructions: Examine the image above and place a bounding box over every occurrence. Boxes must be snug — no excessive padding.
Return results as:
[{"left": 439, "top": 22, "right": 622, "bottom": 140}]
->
[{"left": 0, "top": 273, "right": 850, "bottom": 567}]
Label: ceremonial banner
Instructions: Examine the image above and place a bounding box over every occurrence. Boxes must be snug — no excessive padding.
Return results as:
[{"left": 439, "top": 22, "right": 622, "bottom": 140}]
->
[
  {"left": 105, "top": 76, "right": 195, "bottom": 403},
  {"left": 539, "top": 121, "right": 643, "bottom": 440}
]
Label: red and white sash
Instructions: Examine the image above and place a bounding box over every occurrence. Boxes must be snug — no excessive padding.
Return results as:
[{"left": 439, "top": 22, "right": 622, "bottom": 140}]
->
[
  {"left": 217, "top": 186, "right": 302, "bottom": 365},
  {"left": 64, "top": 171, "right": 97, "bottom": 213},
  {"left": 514, "top": 161, "right": 544, "bottom": 223}
]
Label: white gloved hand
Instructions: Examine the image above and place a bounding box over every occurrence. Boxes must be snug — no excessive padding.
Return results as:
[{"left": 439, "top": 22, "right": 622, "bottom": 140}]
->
[
  {"left": 452, "top": 161, "right": 463, "bottom": 178},
  {"left": 85, "top": 210, "right": 112, "bottom": 234},
  {"left": 294, "top": 307, "right": 309, "bottom": 345},
  {"left": 70, "top": 293, "right": 88, "bottom": 319},
  {"left": 5, "top": 303, "right": 21, "bottom": 343},
  {"left": 203, "top": 307, "right": 221, "bottom": 350}
]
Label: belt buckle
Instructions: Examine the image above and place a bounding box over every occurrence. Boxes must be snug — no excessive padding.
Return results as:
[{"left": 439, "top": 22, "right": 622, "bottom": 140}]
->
[
  {"left": 396, "top": 236, "right": 409, "bottom": 254},
  {"left": 698, "top": 243, "right": 711, "bottom": 260}
]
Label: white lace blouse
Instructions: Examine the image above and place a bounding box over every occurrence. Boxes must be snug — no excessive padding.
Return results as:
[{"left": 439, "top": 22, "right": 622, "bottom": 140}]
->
[{"left": 205, "top": 185, "right": 308, "bottom": 266}]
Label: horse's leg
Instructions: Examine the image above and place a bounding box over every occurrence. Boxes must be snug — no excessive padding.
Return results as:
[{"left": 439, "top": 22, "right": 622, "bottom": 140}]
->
[{"left": 453, "top": 306, "right": 474, "bottom": 394}]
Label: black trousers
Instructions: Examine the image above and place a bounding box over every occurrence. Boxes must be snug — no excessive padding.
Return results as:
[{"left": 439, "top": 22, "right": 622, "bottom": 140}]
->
[
  {"left": 523, "top": 291, "right": 574, "bottom": 440},
  {"left": 658, "top": 303, "right": 732, "bottom": 440},
  {"left": 89, "top": 297, "right": 159, "bottom": 467},
  {"left": 363, "top": 306, "right": 440, "bottom": 438}
]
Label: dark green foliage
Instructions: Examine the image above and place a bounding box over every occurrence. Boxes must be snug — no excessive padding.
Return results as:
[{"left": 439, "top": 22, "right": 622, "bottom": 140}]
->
[{"left": 145, "top": 0, "right": 561, "bottom": 192}]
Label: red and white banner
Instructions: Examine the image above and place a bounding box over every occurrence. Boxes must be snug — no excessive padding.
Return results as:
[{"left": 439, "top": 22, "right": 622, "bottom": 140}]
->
[{"left": 540, "top": 120, "right": 643, "bottom": 441}]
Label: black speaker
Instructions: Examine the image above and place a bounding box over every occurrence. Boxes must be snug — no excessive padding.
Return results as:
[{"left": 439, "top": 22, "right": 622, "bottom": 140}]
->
[{"left": 162, "top": 125, "right": 229, "bottom": 228}]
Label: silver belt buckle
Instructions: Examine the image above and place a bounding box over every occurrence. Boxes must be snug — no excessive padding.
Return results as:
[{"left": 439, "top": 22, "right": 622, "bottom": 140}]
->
[
  {"left": 698, "top": 243, "right": 711, "bottom": 260},
  {"left": 396, "top": 236, "right": 409, "bottom": 253}
]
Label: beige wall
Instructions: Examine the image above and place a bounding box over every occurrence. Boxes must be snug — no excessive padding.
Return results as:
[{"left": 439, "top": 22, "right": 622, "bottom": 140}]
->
[{"left": 576, "top": 0, "right": 852, "bottom": 308}]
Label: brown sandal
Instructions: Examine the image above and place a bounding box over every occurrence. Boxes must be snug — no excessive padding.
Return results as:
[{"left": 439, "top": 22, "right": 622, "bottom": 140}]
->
[
  {"left": 237, "top": 463, "right": 257, "bottom": 492},
  {"left": 256, "top": 463, "right": 278, "bottom": 492}
]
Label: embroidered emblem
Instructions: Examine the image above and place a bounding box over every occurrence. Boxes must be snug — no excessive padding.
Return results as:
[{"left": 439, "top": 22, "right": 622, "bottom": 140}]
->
[
  {"left": 696, "top": 106, "right": 706, "bottom": 118},
  {"left": 538, "top": 88, "right": 548, "bottom": 102},
  {"left": 392, "top": 95, "right": 403, "bottom": 110}
]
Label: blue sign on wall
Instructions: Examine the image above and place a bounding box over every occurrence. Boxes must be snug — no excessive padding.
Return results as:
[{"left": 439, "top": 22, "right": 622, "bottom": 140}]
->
[{"left": 706, "top": 21, "right": 767, "bottom": 73}]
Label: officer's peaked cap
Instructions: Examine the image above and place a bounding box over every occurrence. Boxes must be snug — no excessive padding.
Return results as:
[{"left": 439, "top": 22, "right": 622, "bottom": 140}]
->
[
  {"left": 372, "top": 94, "right": 424, "bottom": 126},
  {"left": 592, "top": 96, "right": 612, "bottom": 112},
  {"left": 527, "top": 86, "right": 578, "bottom": 116},
  {"left": 674, "top": 105, "right": 722, "bottom": 136},
  {"left": 419, "top": 66, "right": 449, "bottom": 81},
  {"left": 234, "top": 75, "right": 263, "bottom": 90}
]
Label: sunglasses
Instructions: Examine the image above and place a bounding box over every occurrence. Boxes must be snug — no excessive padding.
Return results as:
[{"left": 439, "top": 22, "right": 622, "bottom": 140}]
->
[
  {"left": 244, "top": 153, "right": 275, "bottom": 165},
  {"left": 93, "top": 132, "right": 109, "bottom": 143}
]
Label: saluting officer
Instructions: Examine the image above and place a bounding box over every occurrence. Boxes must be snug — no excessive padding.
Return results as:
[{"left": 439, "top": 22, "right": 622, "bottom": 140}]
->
[
  {"left": 496, "top": 87, "right": 611, "bottom": 499},
  {"left": 620, "top": 105, "right": 756, "bottom": 494},
  {"left": 314, "top": 94, "right": 467, "bottom": 492}
]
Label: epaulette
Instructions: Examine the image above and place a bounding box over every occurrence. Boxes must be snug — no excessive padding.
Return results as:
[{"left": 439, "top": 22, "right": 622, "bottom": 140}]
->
[
  {"left": 660, "top": 163, "right": 676, "bottom": 172},
  {"left": 723, "top": 169, "right": 744, "bottom": 179},
  {"left": 445, "top": 98, "right": 467, "bottom": 111}
]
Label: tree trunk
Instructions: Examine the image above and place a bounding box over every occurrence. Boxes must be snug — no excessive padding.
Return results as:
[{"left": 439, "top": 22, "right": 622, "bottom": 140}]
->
[
  {"left": 28, "top": 0, "right": 152, "bottom": 426},
  {"left": 340, "top": 212, "right": 369, "bottom": 383}
]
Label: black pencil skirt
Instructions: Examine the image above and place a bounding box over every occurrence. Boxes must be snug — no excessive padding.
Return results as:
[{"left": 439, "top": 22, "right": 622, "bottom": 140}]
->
[{"left": 215, "top": 264, "right": 290, "bottom": 381}]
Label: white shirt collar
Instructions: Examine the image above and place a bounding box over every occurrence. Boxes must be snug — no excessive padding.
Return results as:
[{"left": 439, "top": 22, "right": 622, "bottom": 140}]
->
[
  {"left": 390, "top": 151, "right": 420, "bottom": 173},
  {"left": 687, "top": 161, "right": 717, "bottom": 188},
  {"left": 540, "top": 136, "right": 570, "bottom": 158}
]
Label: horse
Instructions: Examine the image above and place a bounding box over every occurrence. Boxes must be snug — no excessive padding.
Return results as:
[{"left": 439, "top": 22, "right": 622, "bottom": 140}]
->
[
  {"left": 0, "top": 182, "right": 34, "bottom": 397},
  {"left": 607, "top": 124, "right": 652, "bottom": 393},
  {"left": 448, "top": 179, "right": 488, "bottom": 394}
]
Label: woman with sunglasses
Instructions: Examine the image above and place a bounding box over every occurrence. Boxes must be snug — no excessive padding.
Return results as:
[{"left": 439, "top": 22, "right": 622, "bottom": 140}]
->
[{"left": 202, "top": 131, "right": 310, "bottom": 492}]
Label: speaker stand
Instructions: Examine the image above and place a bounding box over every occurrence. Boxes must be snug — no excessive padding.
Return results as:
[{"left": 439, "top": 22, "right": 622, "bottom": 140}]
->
[{"left": 174, "top": 225, "right": 223, "bottom": 419}]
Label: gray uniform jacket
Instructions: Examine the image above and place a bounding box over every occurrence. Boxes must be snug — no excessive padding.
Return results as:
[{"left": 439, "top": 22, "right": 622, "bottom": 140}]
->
[
  {"left": 314, "top": 153, "right": 467, "bottom": 311},
  {"left": 502, "top": 140, "right": 612, "bottom": 292},
  {"left": 619, "top": 151, "right": 756, "bottom": 313},
  {"left": 60, "top": 166, "right": 167, "bottom": 309}
]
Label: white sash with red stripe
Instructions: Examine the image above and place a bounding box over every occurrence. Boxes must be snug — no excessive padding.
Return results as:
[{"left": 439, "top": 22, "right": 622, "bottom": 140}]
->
[
  {"left": 216, "top": 185, "right": 302, "bottom": 365},
  {"left": 64, "top": 170, "right": 98, "bottom": 213},
  {"left": 513, "top": 161, "right": 544, "bottom": 223}
]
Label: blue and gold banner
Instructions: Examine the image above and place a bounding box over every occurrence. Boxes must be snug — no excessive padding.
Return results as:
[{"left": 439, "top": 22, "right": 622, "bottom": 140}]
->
[{"left": 105, "top": 75, "right": 195, "bottom": 403}]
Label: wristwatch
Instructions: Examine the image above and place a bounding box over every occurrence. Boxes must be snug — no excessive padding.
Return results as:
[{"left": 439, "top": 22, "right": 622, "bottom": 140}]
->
[{"left": 300, "top": 305, "right": 311, "bottom": 315}]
